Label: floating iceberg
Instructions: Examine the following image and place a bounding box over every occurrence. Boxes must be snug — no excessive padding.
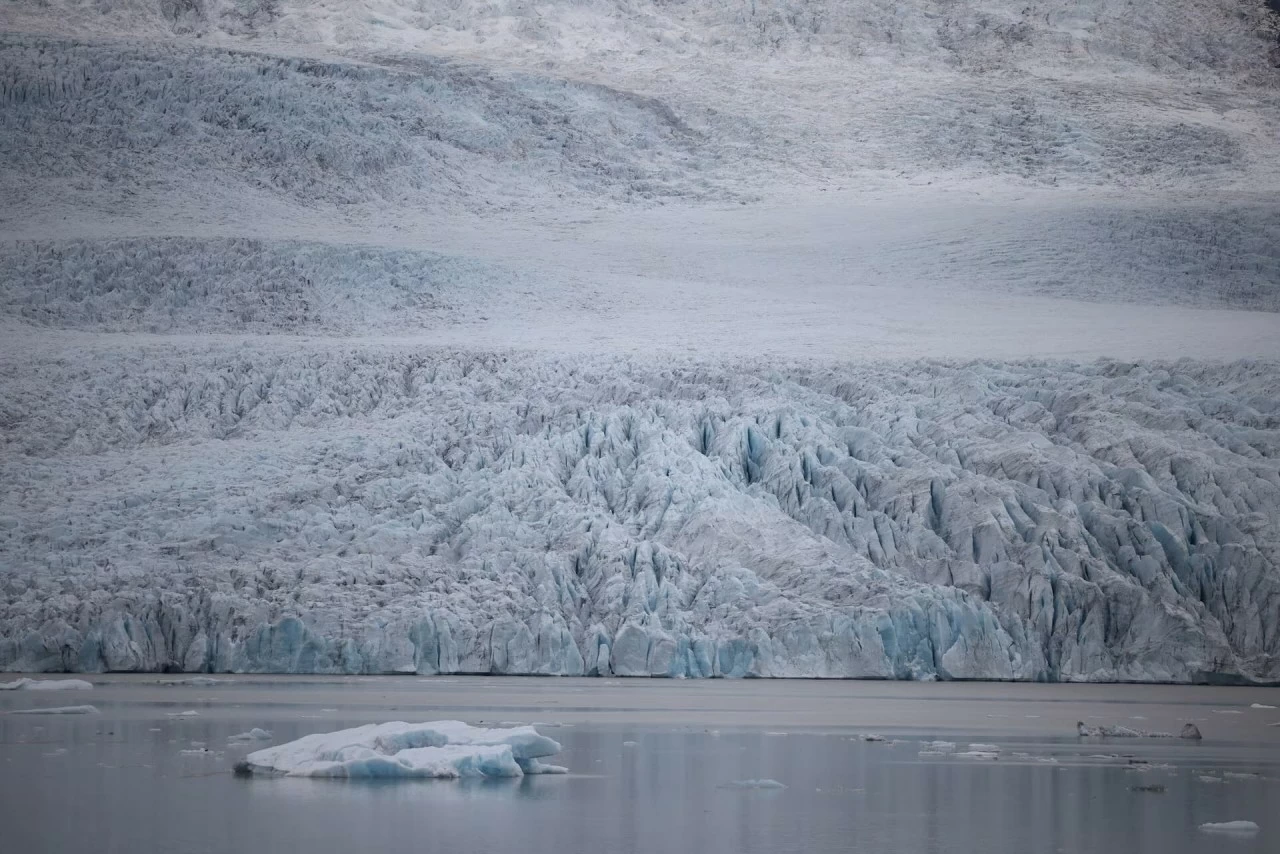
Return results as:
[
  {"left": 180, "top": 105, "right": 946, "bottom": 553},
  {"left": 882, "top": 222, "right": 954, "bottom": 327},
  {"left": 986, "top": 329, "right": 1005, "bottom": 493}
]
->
[
  {"left": 228, "top": 728, "right": 273, "bottom": 742},
  {"left": 8, "top": 705, "right": 99, "bottom": 714},
  {"left": 0, "top": 678, "right": 93, "bottom": 691},
  {"left": 1198, "top": 821, "right": 1259, "bottom": 834},
  {"left": 1076, "top": 722, "right": 1201, "bottom": 739},
  {"left": 239, "top": 721, "right": 565, "bottom": 779},
  {"left": 720, "top": 779, "right": 786, "bottom": 790}
]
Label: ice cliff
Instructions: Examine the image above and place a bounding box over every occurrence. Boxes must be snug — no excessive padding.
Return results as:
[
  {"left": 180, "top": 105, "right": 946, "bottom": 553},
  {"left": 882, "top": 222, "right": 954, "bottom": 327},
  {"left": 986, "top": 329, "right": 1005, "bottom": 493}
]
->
[{"left": 1, "top": 351, "right": 1276, "bottom": 682}]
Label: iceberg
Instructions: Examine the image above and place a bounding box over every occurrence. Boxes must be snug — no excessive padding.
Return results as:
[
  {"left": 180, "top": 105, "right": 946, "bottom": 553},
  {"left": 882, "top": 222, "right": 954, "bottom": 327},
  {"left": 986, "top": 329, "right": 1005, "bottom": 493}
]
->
[
  {"left": 1076, "top": 722, "right": 1201, "bottom": 739},
  {"left": 0, "top": 678, "right": 93, "bottom": 691},
  {"left": 1197, "top": 821, "right": 1259, "bottom": 834},
  {"left": 228, "top": 728, "right": 273, "bottom": 742},
  {"left": 720, "top": 779, "right": 786, "bottom": 790},
  {"left": 239, "top": 721, "right": 565, "bottom": 779}
]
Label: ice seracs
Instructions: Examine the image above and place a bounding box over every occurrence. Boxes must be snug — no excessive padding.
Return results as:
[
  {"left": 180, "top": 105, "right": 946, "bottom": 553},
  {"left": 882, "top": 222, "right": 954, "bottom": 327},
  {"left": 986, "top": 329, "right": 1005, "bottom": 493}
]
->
[{"left": 238, "top": 721, "right": 566, "bottom": 779}]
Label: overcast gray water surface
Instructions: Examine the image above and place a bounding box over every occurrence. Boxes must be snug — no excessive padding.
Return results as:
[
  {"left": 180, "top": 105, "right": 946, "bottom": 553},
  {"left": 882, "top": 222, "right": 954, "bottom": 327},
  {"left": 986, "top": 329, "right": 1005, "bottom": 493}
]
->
[{"left": 2, "top": 677, "right": 1278, "bottom": 854}]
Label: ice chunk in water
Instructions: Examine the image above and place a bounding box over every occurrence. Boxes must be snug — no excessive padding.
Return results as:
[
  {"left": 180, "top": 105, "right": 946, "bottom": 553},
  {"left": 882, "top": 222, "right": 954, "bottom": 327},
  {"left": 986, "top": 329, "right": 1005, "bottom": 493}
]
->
[
  {"left": 1198, "top": 821, "right": 1259, "bottom": 834},
  {"left": 228, "top": 728, "right": 273, "bottom": 742},
  {"left": 8, "top": 705, "right": 98, "bottom": 714},
  {"left": 721, "top": 779, "right": 786, "bottom": 789},
  {"left": 241, "top": 721, "right": 564, "bottom": 779},
  {"left": 0, "top": 678, "right": 93, "bottom": 691}
]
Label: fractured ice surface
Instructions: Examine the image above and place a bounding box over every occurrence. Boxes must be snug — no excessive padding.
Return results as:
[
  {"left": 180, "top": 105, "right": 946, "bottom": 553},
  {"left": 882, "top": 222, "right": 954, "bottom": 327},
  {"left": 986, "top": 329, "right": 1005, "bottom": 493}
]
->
[
  {"left": 239, "top": 721, "right": 564, "bottom": 779},
  {"left": 1, "top": 351, "right": 1277, "bottom": 683}
]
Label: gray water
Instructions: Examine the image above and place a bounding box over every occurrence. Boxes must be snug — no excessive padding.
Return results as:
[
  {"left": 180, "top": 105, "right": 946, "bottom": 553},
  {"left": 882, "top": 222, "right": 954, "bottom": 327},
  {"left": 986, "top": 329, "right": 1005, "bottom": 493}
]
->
[{"left": 2, "top": 677, "right": 1278, "bottom": 854}]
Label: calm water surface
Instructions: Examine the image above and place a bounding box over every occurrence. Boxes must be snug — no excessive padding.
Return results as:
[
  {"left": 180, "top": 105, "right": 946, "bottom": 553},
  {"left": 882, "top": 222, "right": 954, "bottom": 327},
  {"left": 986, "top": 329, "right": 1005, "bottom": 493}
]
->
[{"left": 2, "top": 677, "right": 1278, "bottom": 854}]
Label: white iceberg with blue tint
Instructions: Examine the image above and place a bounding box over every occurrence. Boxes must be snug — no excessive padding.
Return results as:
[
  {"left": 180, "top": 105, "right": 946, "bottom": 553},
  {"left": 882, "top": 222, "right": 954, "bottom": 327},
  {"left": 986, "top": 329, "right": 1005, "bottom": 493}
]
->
[
  {"left": 0, "top": 678, "right": 92, "bottom": 691},
  {"left": 241, "top": 721, "right": 565, "bottom": 779}
]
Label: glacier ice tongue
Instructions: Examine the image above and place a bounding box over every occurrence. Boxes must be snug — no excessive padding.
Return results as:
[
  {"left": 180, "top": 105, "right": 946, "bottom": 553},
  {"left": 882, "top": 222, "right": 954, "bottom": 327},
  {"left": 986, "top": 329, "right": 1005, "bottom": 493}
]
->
[{"left": 242, "top": 721, "right": 564, "bottom": 779}]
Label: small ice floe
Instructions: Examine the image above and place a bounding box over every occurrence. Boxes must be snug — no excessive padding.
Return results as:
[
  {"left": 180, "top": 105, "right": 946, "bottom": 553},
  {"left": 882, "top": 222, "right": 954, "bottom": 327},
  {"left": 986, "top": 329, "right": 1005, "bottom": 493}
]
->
[
  {"left": 189, "top": 741, "right": 206, "bottom": 748},
  {"left": 1076, "top": 722, "right": 1201, "bottom": 739},
  {"left": 1198, "top": 775, "right": 1225, "bottom": 783},
  {"left": 1130, "top": 784, "right": 1166, "bottom": 793},
  {"left": 919, "top": 741, "right": 958, "bottom": 757},
  {"left": 0, "top": 678, "right": 93, "bottom": 691},
  {"left": 622, "top": 741, "right": 638, "bottom": 747},
  {"left": 967, "top": 743, "right": 1000, "bottom": 753},
  {"left": 180, "top": 748, "right": 218, "bottom": 757},
  {"left": 1197, "top": 821, "right": 1259, "bottom": 834},
  {"left": 162, "top": 677, "right": 229, "bottom": 687},
  {"left": 9, "top": 705, "right": 99, "bottom": 715},
  {"left": 856, "top": 734, "right": 887, "bottom": 743},
  {"left": 954, "top": 751, "right": 999, "bottom": 761},
  {"left": 167, "top": 710, "right": 200, "bottom": 718},
  {"left": 920, "top": 741, "right": 956, "bottom": 752},
  {"left": 1011, "top": 752, "right": 1059, "bottom": 764},
  {"left": 1251, "top": 703, "right": 1277, "bottom": 710},
  {"left": 228, "top": 728, "right": 273, "bottom": 742},
  {"left": 764, "top": 732, "right": 788, "bottom": 737},
  {"left": 720, "top": 779, "right": 786, "bottom": 790},
  {"left": 1212, "top": 710, "right": 1243, "bottom": 715},
  {"left": 43, "top": 748, "right": 69, "bottom": 757},
  {"left": 1125, "top": 761, "right": 1172, "bottom": 773},
  {"left": 235, "top": 721, "right": 566, "bottom": 779},
  {"left": 1223, "top": 772, "right": 1261, "bottom": 780}
]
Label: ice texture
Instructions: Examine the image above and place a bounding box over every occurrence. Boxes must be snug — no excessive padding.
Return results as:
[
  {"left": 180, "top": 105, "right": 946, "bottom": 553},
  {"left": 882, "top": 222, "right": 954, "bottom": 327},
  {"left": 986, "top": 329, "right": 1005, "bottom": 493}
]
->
[
  {"left": 0, "top": 0, "right": 1278, "bottom": 686},
  {"left": 1, "top": 351, "right": 1277, "bottom": 683},
  {"left": 0, "top": 678, "right": 92, "bottom": 690},
  {"left": 241, "top": 721, "right": 564, "bottom": 779}
]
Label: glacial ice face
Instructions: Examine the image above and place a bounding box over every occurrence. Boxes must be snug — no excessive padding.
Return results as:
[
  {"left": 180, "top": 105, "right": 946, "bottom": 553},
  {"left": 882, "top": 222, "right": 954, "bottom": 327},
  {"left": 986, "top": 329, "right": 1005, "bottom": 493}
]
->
[
  {"left": 1, "top": 349, "right": 1276, "bottom": 683},
  {"left": 240, "top": 721, "right": 564, "bottom": 778}
]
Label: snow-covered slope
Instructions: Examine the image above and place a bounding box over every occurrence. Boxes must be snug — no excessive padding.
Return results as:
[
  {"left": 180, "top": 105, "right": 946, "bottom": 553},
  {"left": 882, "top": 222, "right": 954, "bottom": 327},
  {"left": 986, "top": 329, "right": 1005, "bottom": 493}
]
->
[{"left": 1, "top": 1, "right": 1278, "bottom": 681}]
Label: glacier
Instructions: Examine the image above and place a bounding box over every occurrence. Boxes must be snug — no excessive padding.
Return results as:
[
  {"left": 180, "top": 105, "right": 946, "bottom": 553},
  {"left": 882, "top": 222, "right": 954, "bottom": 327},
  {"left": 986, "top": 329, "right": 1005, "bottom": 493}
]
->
[
  {"left": 0, "top": 1, "right": 1278, "bottom": 684},
  {"left": 1, "top": 349, "right": 1277, "bottom": 682}
]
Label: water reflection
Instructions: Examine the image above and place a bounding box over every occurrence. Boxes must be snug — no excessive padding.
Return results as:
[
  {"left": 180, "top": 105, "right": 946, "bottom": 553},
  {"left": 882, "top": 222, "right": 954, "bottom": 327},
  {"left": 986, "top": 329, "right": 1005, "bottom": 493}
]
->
[{"left": 1, "top": 719, "right": 1276, "bottom": 854}]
